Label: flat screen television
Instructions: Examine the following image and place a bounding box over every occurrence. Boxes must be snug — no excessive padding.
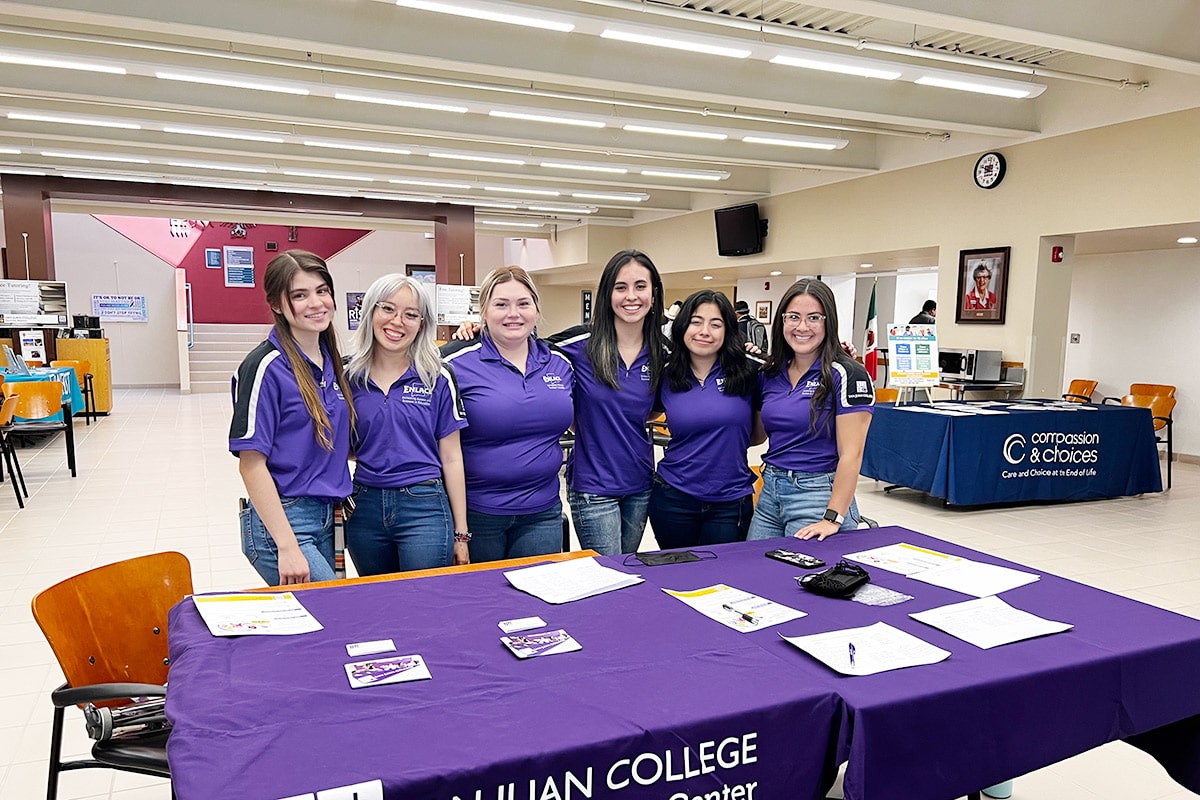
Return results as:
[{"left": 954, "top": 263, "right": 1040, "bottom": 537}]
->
[{"left": 714, "top": 203, "right": 766, "bottom": 256}]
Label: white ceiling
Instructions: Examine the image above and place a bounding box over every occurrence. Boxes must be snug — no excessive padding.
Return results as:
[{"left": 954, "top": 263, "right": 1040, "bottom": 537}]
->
[{"left": 0, "top": 0, "right": 1198, "bottom": 247}]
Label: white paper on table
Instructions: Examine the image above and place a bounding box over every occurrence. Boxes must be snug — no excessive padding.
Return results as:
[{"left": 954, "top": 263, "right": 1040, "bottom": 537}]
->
[
  {"left": 910, "top": 595, "right": 1073, "bottom": 649},
  {"left": 503, "top": 557, "right": 642, "bottom": 604},
  {"left": 1009, "top": 403, "right": 1077, "bottom": 412},
  {"left": 843, "top": 542, "right": 962, "bottom": 576},
  {"left": 192, "top": 592, "right": 323, "bottom": 637},
  {"left": 781, "top": 621, "right": 951, "bottom": 675},
  {"left": 936, "top": 403, "right": 1010, "bottom": 415},
  {"left": 892, "top": 405, "right": 972, "bottom": 417},
  {"left": 663, "top": 584, "right": 806, "bottom": 632},
  {"left": 909, "top": 559, "right": 1039, "bottom": 597}
]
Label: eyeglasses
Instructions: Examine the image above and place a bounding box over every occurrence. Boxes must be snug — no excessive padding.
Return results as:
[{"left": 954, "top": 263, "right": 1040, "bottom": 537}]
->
[
  {"left": 975, "top": 273, "right": 991, "bottom": 280},
  {"left": 375, "top": 302, "right": 422, "bottom": 323},
  {"left": 782, "top": 312, "right": 827, "bottom": 325}
]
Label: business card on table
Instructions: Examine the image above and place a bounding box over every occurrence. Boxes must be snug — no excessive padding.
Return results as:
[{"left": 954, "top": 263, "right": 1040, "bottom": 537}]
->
[
  {"left": 346, "top": 638, "right": 396, "bottom": 657},
  {"left": 501, "top": 629, "right": 581, "bottom": 659},
  {"left": 344, "top": 654, "right": 431, "bottom": 688},
  {"left": 498, "top": 616, "right": 546, "bottom": 633}
]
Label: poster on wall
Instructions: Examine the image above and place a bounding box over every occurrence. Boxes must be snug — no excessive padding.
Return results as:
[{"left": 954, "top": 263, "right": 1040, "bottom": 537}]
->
[
  {"left": 92, "top": 294, "right": 149, "bottom": 322},
  {"left": 224, "top": 246, "right": 255, "bottom": 288},
  {"left": 205, "top": 248, "right": 222, "bottom": 269},
  {"left": 887, "top": 323, "right": 939, "bottom": 387},
  {"left": 0, "top": 280, "right": 69, "bottom": 327},
  {"left": 435, "top": 284, "right": 481, "bottom": 325},
  {"left": 347, "top": 292, "right": 365, "bottom": 331}
]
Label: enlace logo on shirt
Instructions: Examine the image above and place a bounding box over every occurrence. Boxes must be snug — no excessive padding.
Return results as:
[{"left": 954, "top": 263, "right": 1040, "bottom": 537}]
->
[
  {"left": 801, "top": 378, "right": 819, "bottom": 397},
  {"left": 402, "top": 384, "right": 434, "bottom": 406},
  {"left": 542, "top": 374, "right": 567, "bottom": 390},
  {"left": 640, "top": 365, "right": 651, "bottom": 382},
  {"left": 716, "top": 377, "right": 726, "bottom": 389}
]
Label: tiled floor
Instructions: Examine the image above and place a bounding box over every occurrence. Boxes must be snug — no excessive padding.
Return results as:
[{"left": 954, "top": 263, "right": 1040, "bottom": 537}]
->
[{"left": 0, "top": 388, "right": 1197, "bottom": 799}]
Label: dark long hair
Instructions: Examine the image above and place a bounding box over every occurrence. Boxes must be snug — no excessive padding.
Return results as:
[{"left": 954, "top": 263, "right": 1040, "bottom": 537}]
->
[
  {"left": 764, "top": 278, "right": 851, "bottom": 433},
  {"left": 666, "top": 290, "right": 756, "bottom": 396},
  {"left": 586, "top": 249, "right": 665, "bottom": 391},
  {"left": 263, "top": 250, "right": 355, "bottom": 450}
]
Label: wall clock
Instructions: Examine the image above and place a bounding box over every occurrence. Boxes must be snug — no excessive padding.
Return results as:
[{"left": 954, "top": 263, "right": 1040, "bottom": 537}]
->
[{"left": 974, "top": 151, "right": 1007, "bottom": 189}]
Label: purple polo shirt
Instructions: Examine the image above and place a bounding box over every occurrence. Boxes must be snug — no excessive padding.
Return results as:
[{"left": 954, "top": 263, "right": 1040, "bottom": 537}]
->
[
  {"left": 350, "top": 364, "right": 467, "bottom": 489},
  {"left": 760, "top": 358, "right": 874, "bottom": 474},
  {"left": 657, "top": 364, "right": 759, "bottom": 502},
  {"left": 229, "top": 329, "right": 352, "bottom": 502},
  {"left": 442, "top": 335, "right": 573, "bottom": 515},
  {"left": 549, "top": 326, "right": 656, "bottom": 496}
]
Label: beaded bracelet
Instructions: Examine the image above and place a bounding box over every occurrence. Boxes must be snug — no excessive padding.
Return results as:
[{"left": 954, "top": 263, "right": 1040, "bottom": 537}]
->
[{"left": 453, "top": 531, "right": 472, "bottom": 543}]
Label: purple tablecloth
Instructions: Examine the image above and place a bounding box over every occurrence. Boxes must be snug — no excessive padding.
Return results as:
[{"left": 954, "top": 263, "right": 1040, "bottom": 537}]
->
[
  {"left": 622, "top": 529, "right": 1200, "bottom": 800},
  {"left": 166, "top": 564, "right": 841, "bottom": 800},
  {"left": 165, "top": 527, "right": 1200, "bottom": 800}
]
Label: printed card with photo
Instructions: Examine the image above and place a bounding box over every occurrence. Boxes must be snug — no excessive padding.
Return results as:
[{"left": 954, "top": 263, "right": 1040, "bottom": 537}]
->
[
  {"left": 344, "top": 654, "right": 432, "bottom": 689},
  {"left": 501, "top": 629, "right": 582, "bottom": 659}
]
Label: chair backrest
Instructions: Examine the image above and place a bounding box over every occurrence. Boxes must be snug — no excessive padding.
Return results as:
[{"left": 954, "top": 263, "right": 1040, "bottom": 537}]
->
[
  {"left": 31, "top": 552, "right": 193, "bottom": 691},
  {"left": 1130, "top": 383, "right": 1175, "bottom": 397},
  {"left": 875, "top": 387, "right": 899, "bottom": 403},
  {"left": 0, "top": 394, "right": 19, "bottom": 427},
  {"left": 1064, "top": 379, "right": 1097, "bottom": 402},
  {"left": 1121, "top": 394, "right": 1176, "bottom": 431},
  {"left": 51, "top": 359, "right": 91, "bottom": 384},
  {"left": 3, "top": 380, "right": 63, "bottom": 420},
  {"left": 751, "top": 464, "right": 764, "bottom": 505}
]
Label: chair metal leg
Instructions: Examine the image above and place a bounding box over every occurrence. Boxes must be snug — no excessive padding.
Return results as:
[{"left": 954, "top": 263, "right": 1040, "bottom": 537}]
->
[
  {"left": 64, "top": 414, "right": 77, "bottom": 478},
  {"left": 1, "top": 439, "right": 24, "bottom": 508},
  {"left": 46, "top": 704, "right": 65, "bottom": 800},
  {"left": 9, "top": 438, "right": 27, "bottom": 498}
]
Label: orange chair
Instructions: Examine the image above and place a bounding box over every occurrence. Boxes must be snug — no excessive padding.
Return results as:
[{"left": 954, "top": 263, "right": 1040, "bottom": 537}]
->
[
  {"left": 31, "top": 552, "right": 192, "bottom": 799},
  {"left": 0, "top": 393, "right": 28, "bottom": 507},
  {"left": 751, "top": 464, "right": 764, "bottom": 505},
  {"left": 1129, "top": 383, "right": 1176, "bottom": 398},
  {"left": 1105, "top": 393, "right": 1176, "bottom": 488},
  {"left": 51, "top": 360, "right": 96, "bottom": 425},
  {"left": 875, "top": 387, "right": 899, "bottom": 403},
  {"left": 647, "top": 412, "right": 672, "bottom": 449},
  {"left": 1062, "top": 379, "right": 1098, "bottom": 403},
  {"left": 3, "top": 381, "right": 77, "bottom": 477}
]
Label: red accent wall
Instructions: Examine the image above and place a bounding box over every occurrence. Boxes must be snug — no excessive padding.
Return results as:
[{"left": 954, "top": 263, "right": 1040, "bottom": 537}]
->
[{"left": 93, "top": 216, "right": 369, "bottom": 323}]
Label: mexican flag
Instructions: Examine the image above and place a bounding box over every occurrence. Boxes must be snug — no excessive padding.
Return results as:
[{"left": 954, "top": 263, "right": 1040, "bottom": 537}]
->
[{"left": 864, "top": 281, "right": 878, "bottom": 380}]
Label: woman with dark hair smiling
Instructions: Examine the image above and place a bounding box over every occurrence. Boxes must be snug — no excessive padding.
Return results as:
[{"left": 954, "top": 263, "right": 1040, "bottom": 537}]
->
[
  {"left": 648, "top": 290, "right": 764, "bottom": 548},
  {"left": 747, "top": 278, "right": 874, "bottom": 542}
]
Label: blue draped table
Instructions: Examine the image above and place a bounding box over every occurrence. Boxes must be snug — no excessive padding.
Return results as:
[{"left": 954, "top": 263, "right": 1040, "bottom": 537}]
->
[
  {"left": 165, "top": 528, "right": 1200, "bottom": 800},
  {"left": 3, "top": 367, "right": 83, "bottom": 422},
  {"left": 860, "top": 401, "right": 1162, "bottom": 505}
]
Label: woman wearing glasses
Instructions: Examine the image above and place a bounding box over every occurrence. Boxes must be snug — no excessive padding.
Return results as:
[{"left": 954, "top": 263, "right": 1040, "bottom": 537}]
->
[
  {"left": 345, "top": 274, "right": 470, "bottom": 575},
  {"left": 964, "top": 261, "right": 998, "bottom": 310},
  {"left": 442, "top": 267, "right": 574, "bottom": 562},
  {"left": 747, "top": 278, "right": 874, "bottom": 542}
]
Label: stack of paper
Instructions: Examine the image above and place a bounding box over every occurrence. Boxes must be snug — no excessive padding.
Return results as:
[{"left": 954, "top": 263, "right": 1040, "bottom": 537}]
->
[
  {"left": 781, "top": 621, "right": 950, "bottom": 675},
  {"left": 910, "top": 596, "right": 1073, "bottom": 649},
  {"left": 844, "top": 542, "right": 1039, "bottom": 597},
  {"left": 504, "top": 557, "right": 643, "bottom": 604},
  {"left": 192, "top": 592, "right": 323, "bottom": 637},
  {"left": 662, "top": 584, "right": 806, "bottom": 632}
]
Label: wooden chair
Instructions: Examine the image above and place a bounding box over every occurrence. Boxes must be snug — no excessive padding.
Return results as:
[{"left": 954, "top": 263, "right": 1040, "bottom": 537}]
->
[
  {"left": 875, "top": 387, "right": 899, "bottom": 403},
  {"left": 51, "top": 359, "right": 96, "bottom": 425},
  {"left": 3, "top": 381, "right": 76, "bottom": 477},
  {"left": 31, "top": 552, "right": 193, "bottom": 800},
  {"left": 751, "top": 464, "right": 764, "bottom": 505},
  {"left": 1129, "top": 383, "right": 1176, "bottom": 398},
  {"left": 1062, "top": 379, "right": 1097, "bottom": 403},
  {"left": 1104, "top": 393, "right": 1176, "bottom": 488},
  {"left": 647, "top": 412, "right": 672, "bottom": 449},
  {"left": 0, "top": 394, "right": 29, "bottom": 507}
]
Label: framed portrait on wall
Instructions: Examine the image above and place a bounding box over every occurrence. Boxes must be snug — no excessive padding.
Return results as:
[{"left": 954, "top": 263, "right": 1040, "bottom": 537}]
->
[{"left": 955, "top": 247, "right": 1011, "bottom": 324}]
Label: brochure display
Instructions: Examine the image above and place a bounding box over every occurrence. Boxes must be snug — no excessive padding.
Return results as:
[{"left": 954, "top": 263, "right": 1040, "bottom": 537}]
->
[{"left": 886, "top": 323, "right": 939, "bottom": 388}]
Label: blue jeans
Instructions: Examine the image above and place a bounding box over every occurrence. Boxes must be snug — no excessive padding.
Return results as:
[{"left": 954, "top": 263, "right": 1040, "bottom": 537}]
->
[
  {"left": 648, "top": 476, "right": 753, "bottom": 550},
  {"left": 345, "top": 481, "right": 453, "bottom": 576},
  {"left": 746, "top": 465, "right": 861, "bottom": 540},
  {"left": 568, "top": 488, "right": 651, "bottom": 556},
  {"left": 467, "top": 501, "right": 563, "bottom": 563},
  {"left": 241, "top": 496, "right": 337, "bottom": 586}
]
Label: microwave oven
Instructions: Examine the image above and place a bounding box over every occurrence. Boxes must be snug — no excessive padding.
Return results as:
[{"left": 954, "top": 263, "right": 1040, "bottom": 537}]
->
[{"left": 938, "top": 348, "right": 1002, "bottom": 381}]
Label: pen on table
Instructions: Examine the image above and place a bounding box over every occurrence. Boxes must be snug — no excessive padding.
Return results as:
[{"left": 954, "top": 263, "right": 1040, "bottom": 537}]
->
[
  {"left": 848, "top": 642, "right": 856, "bottom": 668},
  {"left": 722, "top": 603, "right": 759, "bottom": 625}
]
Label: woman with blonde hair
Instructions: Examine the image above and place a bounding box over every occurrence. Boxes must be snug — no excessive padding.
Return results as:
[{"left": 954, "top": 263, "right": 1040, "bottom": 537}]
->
[
  {"left": 230, "top": 250, "right": 356, "bottom": 586},
  {"left": 441, "top": 267, "right": 574, "bottom": 562},
  {"left": 345, "top": 274, "right": 470, "bottom": 575}
]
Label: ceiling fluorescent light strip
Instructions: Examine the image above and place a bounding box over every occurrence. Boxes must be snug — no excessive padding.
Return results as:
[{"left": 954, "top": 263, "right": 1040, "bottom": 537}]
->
[
  {"left": 0, "top": 167, "right": 47, "bottom": 175},
  {"left": 742, "top": 135, "right": 846, "bottom": 150},
  {"left": 393, "top": 0, "right": 575, "bottom": 32},
  {"left": 60, "top": 173, "right": 158, "bottom": 182},
  {"left": 480, "top": 220, "right": 543, "bottom": 227},
  {"left": 363, "top": 193, "right": 438, "bottom": 203},
  {"left": 0, "top": 52, "right": 126, "bottom": 75},
  {"left": 769, "top": 54, "right": 900, "bottom": 81},
  {"left": 164, "top": 126, "right": 286, "bottom": 143},
  {"left": 450, "top": 199, "right": 519, "bottom": 209},
  {"left": 622, "top": 124, "right": 727, "bottom": 141},
  {"left": 528, "top": 204, "right": 597, "bottom": 214},
  {"left": 8, "top": 112, "right": 141, "bottom": 130},
  {"left": 914, "top": 75, "right": 1038, "bottom": 99},
  {"left": 41, "top": 151, "right": 150, "bottom": 164},
  {"left": 539, "top": 161, "right": 628, "bottom": 174},
  {"left": 430, "top": 152, "right": 526, "bottom": 165},
  {"left": 155, "top": 71, "right": 310, "bottom": 96},
  {"left": 489, "top": 110, "right": 605, "bottom": 128},
  {"left": 601, "top": 29, "right": 750, "bottom": 59},
  {"left": 389, "top": 178, "right": 473, "bottom": 189},
  {"left": 0, "top": 147, "right": 21, "bottom": 155},
  {"left": 571, "top": 191, "right": 648, "bottom": 202},
  {"left": 167, "top": 161, "right": 270, "bottom": 173},
  {"left": 639, "top": 168, "right": 728, "bottom": 181},
  {"left": 282, "top": 170, "right": 375, "bottom": 182},
  {"left": 303, "top": 140, "right": 412, "bottom": 155},
  {"left": 483, "top": 186, "right": 560, "bottom": 196},
  {"left": 334, "top": 92, "right": 469, "bottom": 113}
]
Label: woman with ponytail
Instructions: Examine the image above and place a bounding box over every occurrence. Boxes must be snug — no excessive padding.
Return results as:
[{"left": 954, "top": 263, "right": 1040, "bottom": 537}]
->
[{"left": 230, "top": 250, "right": 356, "bottom": 585}]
